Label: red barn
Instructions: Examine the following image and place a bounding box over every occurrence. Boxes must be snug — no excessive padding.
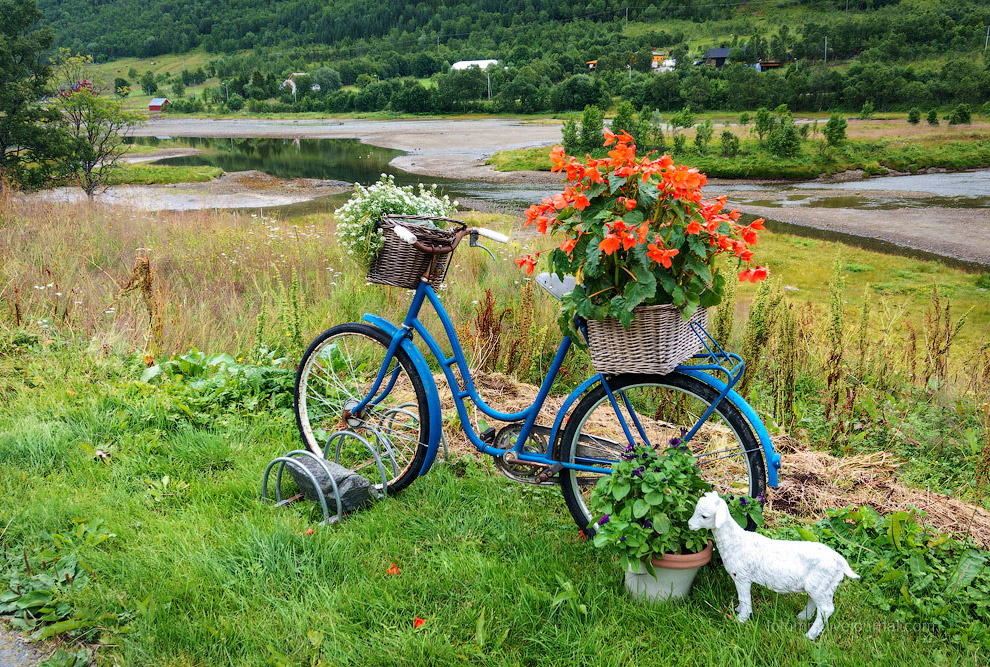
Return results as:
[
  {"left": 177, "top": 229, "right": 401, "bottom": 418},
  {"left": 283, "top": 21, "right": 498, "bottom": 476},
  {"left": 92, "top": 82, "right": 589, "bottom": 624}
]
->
[{"left": 148, "top": 97, "right": 169, "bottom": 112}]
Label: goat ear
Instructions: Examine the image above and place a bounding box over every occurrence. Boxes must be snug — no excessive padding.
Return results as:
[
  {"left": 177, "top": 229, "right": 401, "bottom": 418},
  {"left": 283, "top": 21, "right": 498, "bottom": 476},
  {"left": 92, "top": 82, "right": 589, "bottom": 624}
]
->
[{"left": 714, "top": 501, "right": 729, "bottom": 528}]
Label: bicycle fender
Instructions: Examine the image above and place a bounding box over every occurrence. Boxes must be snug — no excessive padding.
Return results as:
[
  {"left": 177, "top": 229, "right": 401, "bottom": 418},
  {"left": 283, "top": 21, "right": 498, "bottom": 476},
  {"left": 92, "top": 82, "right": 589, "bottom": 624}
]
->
[
  {"left": 677, "top": 369, "right": 781, "bottom": 488},
  {"left": 362, "top": 314, "right": 443, "bottom": 476}
]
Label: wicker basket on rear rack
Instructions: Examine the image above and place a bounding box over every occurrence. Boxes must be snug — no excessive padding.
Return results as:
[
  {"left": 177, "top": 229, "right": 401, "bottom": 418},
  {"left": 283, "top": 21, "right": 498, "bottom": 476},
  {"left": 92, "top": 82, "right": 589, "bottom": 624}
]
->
[
  {"left": 366, "top": 214, "right": 466, "bottom": 290},
  {"left": 586, "top": 305, "right": 708, "bottom": 376}
]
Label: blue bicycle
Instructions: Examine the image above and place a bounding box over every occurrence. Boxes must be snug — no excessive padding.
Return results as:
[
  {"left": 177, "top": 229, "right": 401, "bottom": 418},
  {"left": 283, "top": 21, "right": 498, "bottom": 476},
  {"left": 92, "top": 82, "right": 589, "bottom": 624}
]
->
[{"left": 294, "top": 218, "right": 780, "bottom": 532}]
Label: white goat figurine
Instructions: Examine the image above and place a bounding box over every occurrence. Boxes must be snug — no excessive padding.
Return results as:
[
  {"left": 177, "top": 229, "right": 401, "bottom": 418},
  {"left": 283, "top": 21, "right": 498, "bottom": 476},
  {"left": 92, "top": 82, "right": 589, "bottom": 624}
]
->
[{"left": 688, "top": 492, "right": 859, "bottom": 640}]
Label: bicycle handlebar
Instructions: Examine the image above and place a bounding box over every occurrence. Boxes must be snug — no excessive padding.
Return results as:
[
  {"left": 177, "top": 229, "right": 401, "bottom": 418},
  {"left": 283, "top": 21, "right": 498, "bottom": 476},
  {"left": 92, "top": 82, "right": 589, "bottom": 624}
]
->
[{"left": 392, "top": 224, "right": 507, "bottom": 256}]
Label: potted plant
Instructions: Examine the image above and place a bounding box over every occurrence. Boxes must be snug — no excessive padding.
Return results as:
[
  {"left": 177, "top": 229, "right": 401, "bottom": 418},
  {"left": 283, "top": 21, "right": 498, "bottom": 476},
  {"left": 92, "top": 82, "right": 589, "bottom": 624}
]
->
[
  {"left": 588, "top": 440, "right": 713, "bottom": 602},
  {"left": 515, "top": 131, "right": 769, "bottom": 373}
]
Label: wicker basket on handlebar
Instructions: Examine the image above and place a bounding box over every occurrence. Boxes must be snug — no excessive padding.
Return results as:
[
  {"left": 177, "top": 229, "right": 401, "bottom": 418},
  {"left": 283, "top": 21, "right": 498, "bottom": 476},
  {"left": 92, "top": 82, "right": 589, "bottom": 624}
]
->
[{"left": 366, "top": 214, "right": 465, "bottom": 290}]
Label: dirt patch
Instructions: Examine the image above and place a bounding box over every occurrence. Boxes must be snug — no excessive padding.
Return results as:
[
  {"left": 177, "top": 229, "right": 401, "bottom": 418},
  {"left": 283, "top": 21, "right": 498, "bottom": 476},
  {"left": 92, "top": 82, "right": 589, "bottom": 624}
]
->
[
  {"left": 768, "top": 443, "right": 990, "bottom": 548},
  {"left": 435, "top": 372, "right": 990, "bottom": 546},
  {"left": 0, "top": 624, "right": 44, "bottom": 667},
  {"left": 734, "top": 202, "right": 990, "bottom": 265},
  {"left": 18, "top": 170, "right": 350, "bottom": 212}
]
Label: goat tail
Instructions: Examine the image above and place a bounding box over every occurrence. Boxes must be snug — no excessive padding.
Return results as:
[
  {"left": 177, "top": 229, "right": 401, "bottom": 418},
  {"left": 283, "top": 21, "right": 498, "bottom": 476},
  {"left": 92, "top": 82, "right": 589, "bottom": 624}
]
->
[{"left": 841, "top": 558, "right": 860, "bottom": 580}]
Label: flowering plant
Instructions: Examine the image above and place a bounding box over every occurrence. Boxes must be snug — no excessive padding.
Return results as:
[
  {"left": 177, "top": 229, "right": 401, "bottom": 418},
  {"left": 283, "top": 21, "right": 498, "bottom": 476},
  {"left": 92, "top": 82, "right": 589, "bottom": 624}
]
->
[
  {"left": 588, "top": 440, "right": 711, "bottom": 571},
  {"left": 335, "top": 174, "right": 456, "bottom": 269},
  {"left": 516, "top": 130, "right": 768, "bottom": 336}
]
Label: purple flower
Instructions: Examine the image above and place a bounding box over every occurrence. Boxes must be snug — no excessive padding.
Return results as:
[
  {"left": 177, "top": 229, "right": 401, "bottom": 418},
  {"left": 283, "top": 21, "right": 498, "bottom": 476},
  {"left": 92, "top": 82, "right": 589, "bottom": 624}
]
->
[
  {"left": 756, "top": 494, "right": 765, "bottom": 503},
  {"left": 740, "top": 497, "right": 749, "bottom": 506},
  {"left": 669, "top": 436, "right": 681, "bottom": 446},
  {"left": 619, "top": 536, "right": 626, "bottom": 542},
  {"left": 643, "top": 520, "right": 653, "bottom": 529},
  {"left": 631, "top": 466, "right": 644, "bottom": 478},
  {"left": 598, "top": 514, "right": 610, "bottom": 526}
]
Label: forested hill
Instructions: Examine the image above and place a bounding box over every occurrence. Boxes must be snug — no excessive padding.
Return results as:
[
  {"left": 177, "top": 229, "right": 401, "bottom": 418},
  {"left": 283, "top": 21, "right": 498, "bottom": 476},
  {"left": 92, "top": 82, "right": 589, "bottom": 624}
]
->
[{"left": 37, "top": 0, "right": 990, "bottom": 64}]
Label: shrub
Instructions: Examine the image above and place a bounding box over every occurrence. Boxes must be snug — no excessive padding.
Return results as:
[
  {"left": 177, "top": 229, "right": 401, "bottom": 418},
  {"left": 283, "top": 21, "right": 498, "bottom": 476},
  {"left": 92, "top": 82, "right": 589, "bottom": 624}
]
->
[
  {"left": 947, "top": 103, "right": 972, "bottom": 126},
  {"left": 334, "top": 174, "right": 455, "bottom": 269},
  {"left": 824, "top": 113, "right": 847, "bottom": 146},
  {"left": 720, "top": 130, "right": 739, "bottom": 157},
  {"left": 672, "top": 133, "right": 686, "bottom": 154},
  {"left": 578, "top": 105, "right": 604, "bottom": 151},
  {"left": 927, "top": 109, "right": 939, "bottom": 126},
  {"left": 738, "top": 112, "right": 750, "bottom": 126},
  {"left": 561, "top": 118, "right": 578, "bottom": 151},
  {"left": 767, "top": 113, "right": 801, "bottom": 158},
  {"left": 859, "top": 101, "right": 875, "bottom": 120},
  {"left": 907, "top": 108, "right": 921, "bottom": 124},
  {"left": 694, "top": 119, "right": 713, "bottom": 154},
  {"left": 226, "top": 93, "right": 245, "bottom": 111}
]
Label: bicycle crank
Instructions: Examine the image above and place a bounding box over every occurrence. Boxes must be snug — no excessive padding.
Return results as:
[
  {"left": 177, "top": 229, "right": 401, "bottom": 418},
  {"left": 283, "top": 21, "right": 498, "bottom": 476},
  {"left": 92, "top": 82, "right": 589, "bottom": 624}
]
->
[{"left": 492, "top": 424, "right": 559, "bottom": 486}]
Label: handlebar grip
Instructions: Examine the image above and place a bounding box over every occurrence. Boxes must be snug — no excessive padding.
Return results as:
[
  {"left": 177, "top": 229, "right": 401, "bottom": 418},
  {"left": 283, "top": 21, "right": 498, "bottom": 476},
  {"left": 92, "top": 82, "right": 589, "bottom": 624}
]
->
[
  {"left": 475, "top": 228, "right": 509, "bottom": 243},
  {"left": 392, "top": 224, "right": 417, "bottom": 245}
]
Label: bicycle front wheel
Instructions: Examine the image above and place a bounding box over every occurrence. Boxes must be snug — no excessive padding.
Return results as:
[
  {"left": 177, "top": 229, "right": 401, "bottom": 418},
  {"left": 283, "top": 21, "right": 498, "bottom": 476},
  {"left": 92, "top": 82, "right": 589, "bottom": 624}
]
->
[
  {"left": 556, "top": 372, "right": 766, "bottom": 534},
  {"left": 294, "top": 323, "right": 429, "bottom": 493}
]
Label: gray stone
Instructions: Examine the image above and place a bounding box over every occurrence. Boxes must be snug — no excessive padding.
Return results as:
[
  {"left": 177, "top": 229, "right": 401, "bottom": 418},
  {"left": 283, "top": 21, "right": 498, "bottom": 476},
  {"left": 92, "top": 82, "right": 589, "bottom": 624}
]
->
[{"left": 286, "top": 457, "right": 373, "bottom": 513}]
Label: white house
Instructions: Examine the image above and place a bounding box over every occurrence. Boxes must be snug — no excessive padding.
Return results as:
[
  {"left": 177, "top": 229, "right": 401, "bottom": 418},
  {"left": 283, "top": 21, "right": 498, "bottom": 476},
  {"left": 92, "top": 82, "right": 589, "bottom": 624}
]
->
[{"left": 450, "top": 59, "right": 498, "bottom": 71}]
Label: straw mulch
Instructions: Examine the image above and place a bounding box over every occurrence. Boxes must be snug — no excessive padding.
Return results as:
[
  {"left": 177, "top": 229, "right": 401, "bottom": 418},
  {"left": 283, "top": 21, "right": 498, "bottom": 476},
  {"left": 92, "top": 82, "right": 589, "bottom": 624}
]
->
[{"left": 434, "top": 372, "right": 990, "bottom": 547}]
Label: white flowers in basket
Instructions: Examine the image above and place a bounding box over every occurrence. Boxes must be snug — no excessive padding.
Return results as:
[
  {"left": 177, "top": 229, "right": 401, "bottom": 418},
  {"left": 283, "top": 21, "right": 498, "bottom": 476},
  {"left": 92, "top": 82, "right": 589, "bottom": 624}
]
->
[{"left": 335, "top": 174, "right": 456, "bottom": 268}]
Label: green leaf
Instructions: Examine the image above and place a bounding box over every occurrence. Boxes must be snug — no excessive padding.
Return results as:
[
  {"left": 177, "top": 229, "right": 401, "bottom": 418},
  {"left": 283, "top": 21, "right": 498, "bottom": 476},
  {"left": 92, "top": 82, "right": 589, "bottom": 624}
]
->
[
  {"left": 140, "top": 365, "right": 161, "bottom": 383},
  {"left": 633, "top": 499, "right": 650, "bottom": 518},
  {"left": 612, "top": 481, "right": 630, "bottom": 501},
  {"left": 35, "top": 618, "right": 89, "bottom": 640},
  {"left": 795, "top": 526, "right": 819, "bottom": 542}
]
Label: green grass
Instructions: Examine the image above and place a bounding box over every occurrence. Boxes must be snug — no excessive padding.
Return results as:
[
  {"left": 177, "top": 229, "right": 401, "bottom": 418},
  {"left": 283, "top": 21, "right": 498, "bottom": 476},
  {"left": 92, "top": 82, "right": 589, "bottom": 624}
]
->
[
  {"left": 0, "top": 347, "right": 984, "bottom": 665},
  {"left": 109, "top": 164, "right": 224, "bottom": 185},
  {"left": 487, "top": 134, "right": 990, "bottom": 180}
]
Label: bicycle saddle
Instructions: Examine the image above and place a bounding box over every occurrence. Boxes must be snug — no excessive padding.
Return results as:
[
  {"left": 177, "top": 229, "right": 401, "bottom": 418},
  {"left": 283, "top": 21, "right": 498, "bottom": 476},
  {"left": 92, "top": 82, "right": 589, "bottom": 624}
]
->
[{"left": 535, "top": 272, "right": 576, "bottom": 301}]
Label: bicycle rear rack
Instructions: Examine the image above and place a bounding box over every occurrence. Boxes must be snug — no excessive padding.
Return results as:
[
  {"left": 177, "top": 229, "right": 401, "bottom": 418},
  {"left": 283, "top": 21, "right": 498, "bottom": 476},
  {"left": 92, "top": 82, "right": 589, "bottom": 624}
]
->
[{"left": 679, "top": 320, "right": 745, "bottom": 392}]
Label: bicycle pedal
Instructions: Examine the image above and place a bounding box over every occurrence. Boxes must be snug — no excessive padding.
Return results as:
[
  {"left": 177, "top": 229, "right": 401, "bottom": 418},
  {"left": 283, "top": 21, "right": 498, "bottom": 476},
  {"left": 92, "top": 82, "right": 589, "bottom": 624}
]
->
[
  {"left": 480, "top": 427, "right": 497, "bottom": 443},
  {"left": 535, "top": 462, "right": 564, "bottom": 484}
]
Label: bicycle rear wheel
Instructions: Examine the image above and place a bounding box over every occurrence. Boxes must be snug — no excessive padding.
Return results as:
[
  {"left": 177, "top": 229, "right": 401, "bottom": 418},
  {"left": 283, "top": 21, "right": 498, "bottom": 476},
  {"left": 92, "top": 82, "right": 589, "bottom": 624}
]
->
[
  {"left": 556, "top": 372, "right": 766, "bottom": 535},
  {"left": 294, "top": 323, "right": 429, "bottom": 493}
]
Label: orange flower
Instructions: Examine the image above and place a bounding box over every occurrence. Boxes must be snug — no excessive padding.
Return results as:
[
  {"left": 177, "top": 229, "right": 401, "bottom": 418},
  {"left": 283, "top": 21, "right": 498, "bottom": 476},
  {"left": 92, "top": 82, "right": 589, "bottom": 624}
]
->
[
  {"left": 386, "top": 563, "right": 400, "bottom": 575},
  {"left": 647, "top": 238, "right": 679, "bottom": 268},
  {"left": 516, "top": 255, "right": 537, "bottom": 275},
  {"left": 623, "top": 197, "right": 637, "bottom": 211},
  {"left": 603, "top": 127, "right": 617, "bottom": 146},
  {"left": 599, "top": 234, "right": 622, "bottom": 255},
  {"left": 304, "top": 528, "right": 315, "bottom": 536},
  {"left": 560, "top": 237, "right": 577, "bottom": 255},
  {"left": 414, "top": 617, "right": 426, "bottom": 629},
  {"left": 549, "top": 145, "right": 567, "bottom": 172},
  {"left": 685, "top": 220, "right": 702, "bottom": 235}
]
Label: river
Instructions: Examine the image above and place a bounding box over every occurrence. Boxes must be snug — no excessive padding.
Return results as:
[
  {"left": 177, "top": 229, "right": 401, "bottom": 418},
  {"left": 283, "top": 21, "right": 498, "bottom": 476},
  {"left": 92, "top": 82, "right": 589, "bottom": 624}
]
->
[{"left": 127, "top": 135, "right": 990, "bottom": 270}]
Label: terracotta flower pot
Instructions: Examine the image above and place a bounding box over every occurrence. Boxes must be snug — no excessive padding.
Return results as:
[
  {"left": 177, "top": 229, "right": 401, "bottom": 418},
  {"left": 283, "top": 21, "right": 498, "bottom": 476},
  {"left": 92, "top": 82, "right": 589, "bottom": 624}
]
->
[{"left": 624, "top": 541, "right": 713, "bottom": 602}]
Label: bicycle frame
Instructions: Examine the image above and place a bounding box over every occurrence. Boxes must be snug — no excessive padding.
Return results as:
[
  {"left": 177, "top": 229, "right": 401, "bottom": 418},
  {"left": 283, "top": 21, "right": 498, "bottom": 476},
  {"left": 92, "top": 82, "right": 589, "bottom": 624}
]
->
[{"left": 354, "top": 279, "right": 780, "bottom": 486}]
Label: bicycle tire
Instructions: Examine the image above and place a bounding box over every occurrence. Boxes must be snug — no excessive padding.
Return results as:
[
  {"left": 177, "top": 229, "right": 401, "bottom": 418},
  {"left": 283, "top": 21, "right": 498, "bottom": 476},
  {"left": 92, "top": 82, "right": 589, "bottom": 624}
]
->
[{"left": 556, "top": 372, "right": 766, "bottom": 536}]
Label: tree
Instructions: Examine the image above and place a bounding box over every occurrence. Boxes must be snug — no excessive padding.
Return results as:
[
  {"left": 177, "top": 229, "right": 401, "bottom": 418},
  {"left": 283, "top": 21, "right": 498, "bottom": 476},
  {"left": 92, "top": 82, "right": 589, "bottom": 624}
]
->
[
  {"left": 171, "top": 78, "right": 185, "bottom": 97},
  {"left": 859, "top": 101, "right": 875, "bottom": 120},
  {"left": 669, "top": 107, "right": 695, "bottom": 134},
  {"left": 0, "top": 0, "right": 73, "bottom": 191},
  {"left": 578, "top": 105, "right": 604, "bottom": 151},
  {"left": 58, "top": 88, "right": 142, "bottom": 197},
  {"left": 694, "top": 119, "right": 713, "bottom": 154},
  {"left": 824, "top": 113, "right": 847, "bottom": 146},
  {"left": 140, "top": 71, "right": 158, "bottom": 95},
  {"left": 926, "top": 109, "right": 939, "bottom": 126},
  {"left": 753, "top": 107, "right": 774, "bottom": 142},
  {"left": 907, "top": 108, "right": 921, "bottom": 124},
  {"left": 226, "top": 93, "right": 245, "bottom": 111},
  {"left": 739, "top": 112, "right": 750, "bottom": 126},
  {"left": 311, "top": 67, "right": 343, "bottom": 96}
]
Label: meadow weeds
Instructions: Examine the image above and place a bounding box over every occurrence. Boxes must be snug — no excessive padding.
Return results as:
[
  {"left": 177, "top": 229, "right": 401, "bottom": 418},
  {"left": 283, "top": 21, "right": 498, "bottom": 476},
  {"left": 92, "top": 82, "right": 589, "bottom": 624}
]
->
[{"left": 1, "top": 197, "right": 990, "bottom": 662}]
